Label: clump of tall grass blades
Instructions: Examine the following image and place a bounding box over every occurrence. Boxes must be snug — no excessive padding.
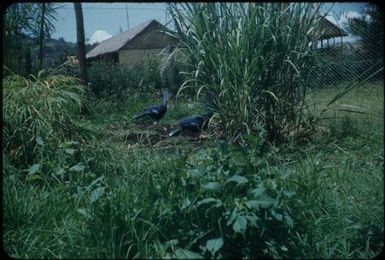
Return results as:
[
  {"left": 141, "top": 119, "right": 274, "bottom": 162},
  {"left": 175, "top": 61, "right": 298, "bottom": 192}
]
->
[
  {"left": 166, "top": 3, "right": 323, "bottom": 143},
  {"left": 3, "top": 68, "right": 86, "bottom": 163}
]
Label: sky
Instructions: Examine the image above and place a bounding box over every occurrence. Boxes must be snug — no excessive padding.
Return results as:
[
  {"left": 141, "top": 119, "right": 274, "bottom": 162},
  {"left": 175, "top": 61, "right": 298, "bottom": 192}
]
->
[
  {"left": 49, "top": 2, "right": 369, "bottom": 44},
  {"left": 52, "top": 3, "right": 168, "bottom": 43}
]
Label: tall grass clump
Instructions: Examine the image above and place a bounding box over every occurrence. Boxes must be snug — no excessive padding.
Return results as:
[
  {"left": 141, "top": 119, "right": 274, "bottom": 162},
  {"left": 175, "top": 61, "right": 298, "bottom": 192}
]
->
[
  {"left": 3, "top": 67, "right": 86, "bottom": 164},
  {"left": 166, "top": 3, "right": 323, "bottom": 143},
  {"left": 159, "top": 45, "right": 187, "bottom": 96}
]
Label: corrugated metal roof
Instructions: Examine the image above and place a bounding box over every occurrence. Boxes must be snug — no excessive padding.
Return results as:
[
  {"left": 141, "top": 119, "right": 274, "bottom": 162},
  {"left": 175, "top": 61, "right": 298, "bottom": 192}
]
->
[{"left": 86, "top": 19, "right": 160, "bottom": 59}]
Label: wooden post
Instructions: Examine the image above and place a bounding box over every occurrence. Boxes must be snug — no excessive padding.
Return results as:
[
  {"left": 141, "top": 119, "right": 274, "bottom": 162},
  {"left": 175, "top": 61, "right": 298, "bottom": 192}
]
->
[{"left": 74, "top": 3, "right": 88, "bottom": 84}]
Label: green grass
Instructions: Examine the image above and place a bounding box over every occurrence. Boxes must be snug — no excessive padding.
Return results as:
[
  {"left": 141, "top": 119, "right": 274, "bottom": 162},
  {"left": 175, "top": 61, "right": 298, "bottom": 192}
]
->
[
  {"left": 306, "top": 81, "right": 384, "bottom": 136},
  {"left": 3, "top": 83, "right": 384, "bottom": 258},
  {"left": 270, "top": 134, "right": 384, "bottom": 258}
]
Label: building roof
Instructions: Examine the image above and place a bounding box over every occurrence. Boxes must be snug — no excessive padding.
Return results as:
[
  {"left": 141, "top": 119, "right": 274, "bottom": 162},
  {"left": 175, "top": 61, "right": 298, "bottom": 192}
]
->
[
  {"left": 86, "top": 17, "right": 347, "bottom": 59},
  {"left": 86, "top": 19, "right": 164, "bottom": 59},
  {"left": 319, "top": 16, "right": 348, "bottom": 40}
]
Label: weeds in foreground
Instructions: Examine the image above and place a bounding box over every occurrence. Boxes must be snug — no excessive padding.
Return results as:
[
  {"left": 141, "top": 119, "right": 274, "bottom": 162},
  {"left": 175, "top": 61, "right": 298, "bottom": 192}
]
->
[
  {"left": 3, "top": 68, "right": 383, "bottom": 258},
  {"left": 4, "top": 123, "right": 383, "bottom": 258}
]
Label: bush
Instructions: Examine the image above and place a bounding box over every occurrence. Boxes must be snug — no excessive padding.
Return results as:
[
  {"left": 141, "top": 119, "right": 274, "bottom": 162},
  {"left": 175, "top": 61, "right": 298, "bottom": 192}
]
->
[
  {"left": 87, "top": 58, "right": 162, "bottom": 97},
  {"left": 55, "top": 56, "right": 81, "bottom": 78},
  {"left": 3, "top": 68, "right": 86, "bottom": 164},
  {"left": 155, "top": 134, "right": 296, "bottom": 258}
]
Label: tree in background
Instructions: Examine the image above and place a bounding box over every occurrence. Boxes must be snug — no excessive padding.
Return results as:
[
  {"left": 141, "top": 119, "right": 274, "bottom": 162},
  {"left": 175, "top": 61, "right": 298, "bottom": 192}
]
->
[
  {"left": 4, "top": 3, "right": 36, "bottom": 75},
  {"left": 4, "top": 3, "right": 58, "bottom": 74},
  {"left": 34, "top": 3, "right": 57, "bottom": 70},
  {"left": 348, "top": 3, "right": 384, "bottom": 60}
]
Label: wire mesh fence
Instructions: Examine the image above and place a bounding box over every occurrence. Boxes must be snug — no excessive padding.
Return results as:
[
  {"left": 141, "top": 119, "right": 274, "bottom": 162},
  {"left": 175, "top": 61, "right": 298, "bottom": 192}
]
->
[{"left": 306, "top": 5, "right": 384, "bottom": 129}]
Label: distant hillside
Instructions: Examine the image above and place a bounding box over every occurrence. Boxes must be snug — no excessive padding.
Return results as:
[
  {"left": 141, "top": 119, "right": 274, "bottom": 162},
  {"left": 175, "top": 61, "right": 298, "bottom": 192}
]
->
[{"left": 27, "top": 37, "right": 99, "bottom": 68}]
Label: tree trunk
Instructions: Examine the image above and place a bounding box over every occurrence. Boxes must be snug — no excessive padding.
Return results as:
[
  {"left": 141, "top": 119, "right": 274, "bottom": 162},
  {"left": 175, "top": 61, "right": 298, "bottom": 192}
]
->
[
  {"left": 25, "top": 47, "right": 32, "bottom": 75},
  {"left": 14, "top": 5, "right": 23, "bottom": 74},
  {"left": 74, "top": 3, "right": 88, "bottom": 84},
  {"left": 38, "top": 3, "right": 46, "bottom": 70}
]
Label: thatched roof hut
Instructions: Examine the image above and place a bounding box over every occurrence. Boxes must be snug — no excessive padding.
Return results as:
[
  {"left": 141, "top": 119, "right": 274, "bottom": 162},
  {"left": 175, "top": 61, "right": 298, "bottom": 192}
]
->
[
  {"left": 319, "top": 16, "right": 348, "bottom": 40},
  {"left": 86, "top": 19, "right": 177, "bottom": 67}
]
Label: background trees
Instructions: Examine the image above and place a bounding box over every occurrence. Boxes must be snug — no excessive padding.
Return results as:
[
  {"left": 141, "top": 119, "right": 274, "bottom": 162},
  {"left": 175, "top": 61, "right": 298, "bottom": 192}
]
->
[
  {"left": 4, "top": 3, "right": 58, "bottom": 74},
  {"left": 348, "top": 3, "right": 384, "bottom": 60}
]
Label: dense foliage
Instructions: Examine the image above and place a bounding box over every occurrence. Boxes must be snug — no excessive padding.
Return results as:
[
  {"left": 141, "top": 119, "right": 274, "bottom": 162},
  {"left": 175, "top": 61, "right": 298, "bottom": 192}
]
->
[
  {"left": 3, "top": 68, "right": 86, "bottom": 164},
  {"left": 87, "top": 59, "right": 162, "bottom": 97},
  {"left": 3, "top": 2, "right": 383, "bottom": 259},
  {"left": 4, "top": 3, "right": 58, "bottom": 74},
  {"left": 160, "top": 136, "right": 296, "bottom": 258},
  {"left": 348, "top": 3, "right": 384, "bottom": 61},
  {"left": 3, "top": 76, "right": 383, "bottom": 258}
]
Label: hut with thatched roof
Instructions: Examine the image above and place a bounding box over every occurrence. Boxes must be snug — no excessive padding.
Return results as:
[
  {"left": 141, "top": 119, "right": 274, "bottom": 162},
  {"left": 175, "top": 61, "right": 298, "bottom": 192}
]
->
[
  {"left": 319, "top": 16, "right": 348, "bottom": 48},
  {"left": 86, "top": 19, "right": 177, "bottom": 67}
]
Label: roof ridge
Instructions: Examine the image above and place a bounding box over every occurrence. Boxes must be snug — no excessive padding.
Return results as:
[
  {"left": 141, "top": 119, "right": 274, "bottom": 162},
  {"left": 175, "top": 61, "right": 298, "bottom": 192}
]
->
[
  {"left": 321, "top": 16, "right": 347, "bottom": 34},
  {"left": 98, "top": 19, "right": 157, "bottom": 45},
  {"left": 120, "top": 19, "right": 159, "bottom": 47},
  {"left": 86, "top": 19, "right": 161, "bottom": 59}
]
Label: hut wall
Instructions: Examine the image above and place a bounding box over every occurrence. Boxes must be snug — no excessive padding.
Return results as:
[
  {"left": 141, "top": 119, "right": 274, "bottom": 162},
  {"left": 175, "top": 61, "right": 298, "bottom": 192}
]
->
[{"left": 118, "top": 48, "right": 162, "bottom": 67}]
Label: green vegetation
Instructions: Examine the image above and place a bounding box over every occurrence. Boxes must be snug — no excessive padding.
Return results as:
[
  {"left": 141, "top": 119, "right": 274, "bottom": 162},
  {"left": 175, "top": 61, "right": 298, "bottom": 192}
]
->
[
  {"left": 3, "top": 69, "right": 86, "bottom": 164},
  {"left": 166, "top": 3, "right": 323, "bottom": 143},
  {"left": 3, "top": 2, "right": 383, "bottom": 259},
  {"left": 3, "top": 73, "right": 383, "bottom": 258},
  {"left": 3, "top": 4, "right": 99, "bottom": 76},
  {"left": 307, "top": 81, "right": 384, "bottom": 135},
  {"left": 87, "top": 58, "right": 162, "bottom": 97},
  {"left": 348, "top": 3, "right": 383, "bottom": 61}
]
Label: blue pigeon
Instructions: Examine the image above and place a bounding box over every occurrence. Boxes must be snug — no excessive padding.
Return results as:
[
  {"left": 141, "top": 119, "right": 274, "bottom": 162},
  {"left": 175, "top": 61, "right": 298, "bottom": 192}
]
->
[
  {"left": 169, "top": 112, "right": 213, "bottom": 137},
  {"left": 133, "top": 89, "right": 171, "bottom": 124}
]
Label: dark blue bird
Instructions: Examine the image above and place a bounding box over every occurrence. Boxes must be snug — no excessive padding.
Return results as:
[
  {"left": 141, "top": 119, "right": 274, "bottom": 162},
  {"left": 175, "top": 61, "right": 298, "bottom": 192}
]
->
[
  {"left": 169, "top": 112, "right": 213, "bottom": 137},
  {"left": 133, "top": 90, "right": 171, "bottom": 124}
]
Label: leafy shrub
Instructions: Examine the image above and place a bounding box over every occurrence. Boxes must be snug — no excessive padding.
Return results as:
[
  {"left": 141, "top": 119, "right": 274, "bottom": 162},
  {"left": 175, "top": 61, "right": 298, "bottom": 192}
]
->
[
  {"left": 88, "top": 58, "right": 162, "bottom": 97},
  {"left": 54, "top": 56, "right": 81, "bottom": 78},
  {"left": 158, "top": 134, "right": 295, "bottom": 258},
  {"left": 3, "top": 68, "right": 86, "bottom": 164},
  {"left": 138, "top": 57, "right": 163, "bottom": 91}
]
